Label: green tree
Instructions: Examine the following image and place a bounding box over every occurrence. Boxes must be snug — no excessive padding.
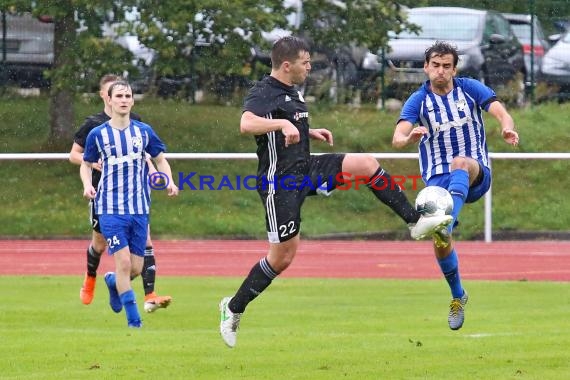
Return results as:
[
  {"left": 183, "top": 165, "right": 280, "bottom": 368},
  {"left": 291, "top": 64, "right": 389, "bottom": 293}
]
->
[
  {"left": 299, "top": 0, "right": 416, "bottom": 56},
  {"left": 1, "top": 0, "right": 138, "bottom": 147},
  {"left": 128, "top": 0, "right": 290, "bottom": 99},
  {"left": 131, "top": 0, "right": 416, "bottom": 103}
]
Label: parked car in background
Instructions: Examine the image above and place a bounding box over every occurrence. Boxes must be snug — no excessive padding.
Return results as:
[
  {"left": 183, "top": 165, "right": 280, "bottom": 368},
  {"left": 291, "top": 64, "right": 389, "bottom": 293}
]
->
[
  {"left": 253, "top": 0, "right": 382, "bottom": 103},
  {"left": 502, "top": 13, "right": 550, "bottom": 88},
  {"left": 0, "top": 12, "right": 54, "bottom": 87},
  {"left": 541, "top": 31, "right": 570, "bottom": 101},
  {"left": 385, "top": 7, "right": 526, "bottom": 104},
  {"left": 552, "top": 18, "right": 570, "bottom": 34}
]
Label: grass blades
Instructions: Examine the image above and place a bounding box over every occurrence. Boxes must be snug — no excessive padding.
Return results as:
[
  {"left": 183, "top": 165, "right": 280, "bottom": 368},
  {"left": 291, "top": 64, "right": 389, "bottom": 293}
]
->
[{"left": 1, "top": 276, "right": 569, "bottom": 379}]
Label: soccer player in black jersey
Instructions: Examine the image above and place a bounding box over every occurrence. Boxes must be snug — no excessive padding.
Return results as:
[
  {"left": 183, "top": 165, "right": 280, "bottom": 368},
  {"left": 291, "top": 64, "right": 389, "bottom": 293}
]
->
[
  {"left": 69, "top": 74, "right": 172, "bottom": 313},
  {"left": 219, "top": 36, "right": 452, "bottom": 348}
]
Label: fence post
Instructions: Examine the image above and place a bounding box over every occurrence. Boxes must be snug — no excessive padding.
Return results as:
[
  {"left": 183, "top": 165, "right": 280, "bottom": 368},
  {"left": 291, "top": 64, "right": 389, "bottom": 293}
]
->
[
  {"left": 529, "top": 0, "right": 536, "bottom": 105},
  {"left": 1, "top": 10, "right": 7, "bottom": 87},
  {"left": 484, "top": 157, "right": 493, "bottom": 243}
]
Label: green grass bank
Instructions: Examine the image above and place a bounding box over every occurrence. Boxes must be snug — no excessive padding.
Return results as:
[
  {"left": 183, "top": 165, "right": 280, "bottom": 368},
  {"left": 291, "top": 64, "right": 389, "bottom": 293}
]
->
[{"left": 0, "top": 96, "right": 569, "bottom": 239}]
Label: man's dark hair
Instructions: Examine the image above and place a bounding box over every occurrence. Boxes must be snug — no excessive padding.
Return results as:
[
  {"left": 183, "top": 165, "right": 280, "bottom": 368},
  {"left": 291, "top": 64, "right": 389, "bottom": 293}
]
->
[
  {"left": 107, "top": 80, "right": 131, "bottom": 97},
  {"left": 424, "top": 41, "right": 459, "bottom": 67},
  {"left": 271, "top": 36, "right": 310, "bottom": 68}
]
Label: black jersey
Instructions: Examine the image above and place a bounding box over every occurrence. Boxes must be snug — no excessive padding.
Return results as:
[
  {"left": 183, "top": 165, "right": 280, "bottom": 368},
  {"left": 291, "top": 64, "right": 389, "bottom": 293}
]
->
[
  {"left": 243, "top": 76, "right": 311, "bottom": 179},
  {"left": 74, "top": 111, "right": 142, "bottom": 186}
]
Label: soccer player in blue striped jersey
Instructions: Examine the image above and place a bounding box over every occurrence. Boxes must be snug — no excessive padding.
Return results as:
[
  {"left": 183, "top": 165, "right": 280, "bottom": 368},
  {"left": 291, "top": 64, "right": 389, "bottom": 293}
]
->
[
  {"left": 70, "top": 74, "right": 172, "bottom": 312},
  {"left": 393, "top": 41, "right": 519, "bottom": 330},
  {"left": 80, "top": 80, "right": 179, "bottom": 328}
]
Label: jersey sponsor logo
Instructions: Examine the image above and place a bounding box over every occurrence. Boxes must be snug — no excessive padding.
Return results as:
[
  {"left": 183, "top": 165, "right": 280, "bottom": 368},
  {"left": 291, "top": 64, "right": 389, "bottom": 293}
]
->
[
  {"left": 432, "top": 116, "right": 472, "bottom": 133},
  {"left": 294, "top": 111, "right": 309, "bottom": 121},
  {"left": 107, "top": 151, "right": 143, "bottom": 166}
]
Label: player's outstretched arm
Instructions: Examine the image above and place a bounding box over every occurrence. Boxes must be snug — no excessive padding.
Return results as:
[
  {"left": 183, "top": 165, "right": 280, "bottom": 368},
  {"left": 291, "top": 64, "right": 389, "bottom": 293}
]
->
[
  {"left": 393, "top": 120, "right": 427, "bottom": 148},
  {"left": 487, "top": 101, "right": 519, "bottom": 146},
  {"left": 240, "top": 111, "right": 300, "bottom": 147},
  {"left": 153, "top": 153, "right": 179, "bottom": 197},
  {"left": 309, "top": 128, "right": 333, "bottom": 146},
  {"left": 80, "top": 161, "right": 96, "bottom": 199},
  {"left": 69, "top": 143, "right": 84, "bottom": 166},
  {"left": 146, "top": 157, "right": 157, "bottom": 175}
]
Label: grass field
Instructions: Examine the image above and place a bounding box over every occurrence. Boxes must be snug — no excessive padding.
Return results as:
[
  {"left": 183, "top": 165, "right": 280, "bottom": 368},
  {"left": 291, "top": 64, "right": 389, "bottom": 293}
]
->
[{"left": 2, "top": 276, "right": 569, "bottom": 379}]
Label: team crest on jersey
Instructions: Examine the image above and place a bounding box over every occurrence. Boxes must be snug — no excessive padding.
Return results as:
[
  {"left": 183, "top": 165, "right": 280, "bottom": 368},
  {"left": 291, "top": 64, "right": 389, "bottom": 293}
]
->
[
  {"left": 131, "top": 136, "right": 143, "bottom": 148},
  {"left": 455, "top": 99, "right": 467, "bottom": 112},
  {"left": 297, "top": 91, "right": 305, "bottom": 103}
]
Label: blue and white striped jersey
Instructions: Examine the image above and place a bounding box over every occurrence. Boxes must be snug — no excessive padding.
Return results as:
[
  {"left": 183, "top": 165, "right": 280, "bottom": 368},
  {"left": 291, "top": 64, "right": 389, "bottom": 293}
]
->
[
  {"left": 83, "top": 120, "right": 166, "bottom": 215},
  {"left": 399, "top": 78, "right": 496, "bottom": 181}
]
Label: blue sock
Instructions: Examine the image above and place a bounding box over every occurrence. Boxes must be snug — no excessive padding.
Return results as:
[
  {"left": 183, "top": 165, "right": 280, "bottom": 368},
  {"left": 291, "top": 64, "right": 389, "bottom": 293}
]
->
[
  {"left": 437, "top": 249, "right": 464, "bottom": 299},
  {"left": 448, "top": 170, "right": 469, "bottom": 231},
  {"left": 104, "top": 272, "right": 123, "bottom": 313},
  {"left": 120, "top": 290, "right": 141, "bottom": 326}
]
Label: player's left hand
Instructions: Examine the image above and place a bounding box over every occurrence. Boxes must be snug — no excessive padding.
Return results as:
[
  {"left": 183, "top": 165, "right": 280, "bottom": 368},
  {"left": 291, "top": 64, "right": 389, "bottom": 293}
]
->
[
  {"left": 92, "top": 159, "right": 102, "bottom": 172},
  {"left": 502, "top": 129, "right": 519, "bottom": 146},
  {"left": 167, "top": 183, "right": 179, "bottom": 197},
  {"left": 83, "top": 186, "right": 96, "bottom": 199},
  {"left": 309, "top": 128, "right": 333, "bottom": 146}
]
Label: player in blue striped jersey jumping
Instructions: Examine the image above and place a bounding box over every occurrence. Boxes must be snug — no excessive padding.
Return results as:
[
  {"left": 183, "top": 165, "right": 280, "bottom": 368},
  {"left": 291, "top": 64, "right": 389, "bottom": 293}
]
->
[
  {"left": 80, "top": 80, "right": 179, "bottom": 328},
  {"left": 393, "top": 41, "right": 519, "bottom": 330}
]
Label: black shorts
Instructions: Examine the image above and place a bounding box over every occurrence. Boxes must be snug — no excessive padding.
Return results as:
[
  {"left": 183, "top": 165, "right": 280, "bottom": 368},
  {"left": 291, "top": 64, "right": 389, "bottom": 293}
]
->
[
  {"left": 258, "top": 153, "right": 344, "bottom": 243},
  {"left": 89, "top": 200, "right": 101, "bottom": 233}
]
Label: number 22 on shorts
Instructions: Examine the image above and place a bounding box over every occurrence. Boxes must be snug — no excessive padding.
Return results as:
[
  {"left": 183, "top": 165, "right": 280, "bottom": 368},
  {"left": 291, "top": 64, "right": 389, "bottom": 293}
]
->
[{"left": 279, "top": 221, "right": 297, "bottom": 238}]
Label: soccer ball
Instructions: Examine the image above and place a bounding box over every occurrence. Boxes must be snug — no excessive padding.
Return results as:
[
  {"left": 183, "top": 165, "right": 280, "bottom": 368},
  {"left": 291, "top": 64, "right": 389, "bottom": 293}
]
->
[{"left": 415, "top": 186, "right": 453, "bottom": 217}]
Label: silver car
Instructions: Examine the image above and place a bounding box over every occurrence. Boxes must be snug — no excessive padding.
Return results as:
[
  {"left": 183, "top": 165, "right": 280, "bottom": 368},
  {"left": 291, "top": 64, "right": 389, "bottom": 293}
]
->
[
  {"left": 385, "top": 7, "right": 525, "bottom": 102},
  {"left": 0, "top": 12, "right": 54, "bottom": 87},
  {"left": 502, "top": 13, "right": 551, "bottom": 88},
  {"left": 541, "top": 31, "right": 570, "bottom": 100}
]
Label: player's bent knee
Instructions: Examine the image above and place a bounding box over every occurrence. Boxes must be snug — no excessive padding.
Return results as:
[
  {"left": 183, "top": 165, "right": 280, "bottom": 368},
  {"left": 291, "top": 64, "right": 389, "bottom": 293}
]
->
[
  {"left": 343, "top": 154, "right": 379, "bottom": 177},
  {"left": 450, "top": 157, "right": 473, "bottom": 171}
]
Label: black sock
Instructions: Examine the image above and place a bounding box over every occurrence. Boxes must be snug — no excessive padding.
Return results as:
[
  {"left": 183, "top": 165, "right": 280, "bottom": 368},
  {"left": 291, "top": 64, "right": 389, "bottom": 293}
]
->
[
  {"left": 142, "top": 246, "right": 156, "bottom": 295},
  {"left": 367, "top": 167, "right": 420, "bottom": 224},
  {"left": 229, "top": 257, "right": 278, "bottom": 313},
  {"left": 86, "top": 245, "right": 102, "bottom": 277}
]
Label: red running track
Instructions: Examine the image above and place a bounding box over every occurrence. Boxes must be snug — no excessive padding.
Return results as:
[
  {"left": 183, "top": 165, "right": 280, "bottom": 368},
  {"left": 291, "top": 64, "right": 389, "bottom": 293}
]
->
[{"left": 1, "top": 240, "right": 569, "bottom": 281}]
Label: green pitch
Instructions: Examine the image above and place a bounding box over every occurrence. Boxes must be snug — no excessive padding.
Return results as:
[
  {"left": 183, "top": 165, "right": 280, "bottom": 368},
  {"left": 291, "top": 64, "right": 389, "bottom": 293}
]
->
[{"left": 1, "top": 276, "right": 569, "bottom": 379}]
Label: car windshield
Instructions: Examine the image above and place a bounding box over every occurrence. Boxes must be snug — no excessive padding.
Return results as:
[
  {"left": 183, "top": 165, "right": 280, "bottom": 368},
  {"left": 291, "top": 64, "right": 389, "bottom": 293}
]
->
[
  {"left": 509, "top": 23, "right": 538, "bottom": 43},
  {"left": 394, "top": 12, "right": 480, "bottom": 41}
]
